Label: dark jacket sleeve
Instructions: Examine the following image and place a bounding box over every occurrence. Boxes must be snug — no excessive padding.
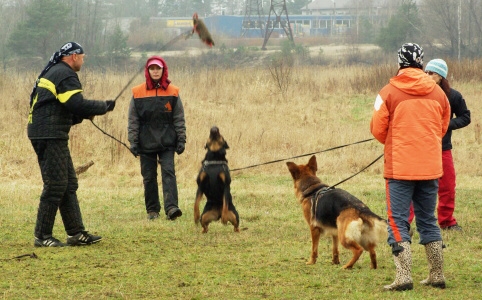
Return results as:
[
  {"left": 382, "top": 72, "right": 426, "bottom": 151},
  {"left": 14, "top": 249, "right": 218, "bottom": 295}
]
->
[
  {"left": 127, "top": 97, "right": 140, "bottom": 145},
  {"left": 173, "top": 95, "right": 186, "bottom": 144},
  {"left": 448, "top": 89, "right": 471, "bottom": 131},
  {"left": 72, "top": 115, "right": 84, "bottom": 125}
]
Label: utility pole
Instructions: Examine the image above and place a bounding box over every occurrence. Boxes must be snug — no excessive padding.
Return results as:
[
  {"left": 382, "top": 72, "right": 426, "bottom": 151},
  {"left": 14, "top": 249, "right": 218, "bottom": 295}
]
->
[
  {"left": 458, "top": 0, "right": 461, "bottom": 61},
  {"left": 331, "top": 0, "right": 336, "bottom": 36},
  {"left": 242, "top": 0, "right": 265, "bottom": 38},
  {"left": 261, "top": 0, "right": 294, "bottom": 50}
]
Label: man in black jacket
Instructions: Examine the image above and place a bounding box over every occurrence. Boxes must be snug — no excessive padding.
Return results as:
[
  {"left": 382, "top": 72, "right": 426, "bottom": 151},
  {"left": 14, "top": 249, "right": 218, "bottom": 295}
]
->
[{"left": 28, "top": 42, "right": 115, "bottom": 247}]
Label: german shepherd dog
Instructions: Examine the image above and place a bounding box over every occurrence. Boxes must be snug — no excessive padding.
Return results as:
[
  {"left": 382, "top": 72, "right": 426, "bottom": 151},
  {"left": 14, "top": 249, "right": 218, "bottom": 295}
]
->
[
  {"left": 286, "top": 155, "right": 387, "bottom": 269},
  {"left": 194, "top": 126, "right": 239, "bottom": 233}
]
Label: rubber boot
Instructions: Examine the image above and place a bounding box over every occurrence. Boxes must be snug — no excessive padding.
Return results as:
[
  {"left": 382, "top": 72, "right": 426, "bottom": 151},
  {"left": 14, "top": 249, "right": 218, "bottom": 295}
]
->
[
  {"left": 384, "top": 241, "right": 413, "bottom": 291},
  {"left": 420, "top": 241, "right": 446, "bottom": 289}
]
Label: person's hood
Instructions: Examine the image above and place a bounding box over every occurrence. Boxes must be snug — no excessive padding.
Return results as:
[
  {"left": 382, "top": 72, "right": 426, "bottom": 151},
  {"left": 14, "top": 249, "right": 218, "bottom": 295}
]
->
[
  {"left": 145, "top": 55, "right": 170, "bottom": 90},
  {"left": 390, "top": 67, "right": 436, "bottom": 96}
]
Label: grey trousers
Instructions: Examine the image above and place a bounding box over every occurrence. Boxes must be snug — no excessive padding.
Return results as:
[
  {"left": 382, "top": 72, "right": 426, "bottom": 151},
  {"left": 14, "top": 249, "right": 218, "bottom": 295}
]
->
[{"left": 386, "top": 179, "right": 442, "bottom": 245}]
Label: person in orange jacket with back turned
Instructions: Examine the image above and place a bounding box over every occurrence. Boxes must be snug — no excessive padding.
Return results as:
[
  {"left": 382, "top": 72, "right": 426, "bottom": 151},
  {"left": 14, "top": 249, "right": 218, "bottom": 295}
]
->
[{"left": 370, "top": 43, "right": 450, "bottom": 291}]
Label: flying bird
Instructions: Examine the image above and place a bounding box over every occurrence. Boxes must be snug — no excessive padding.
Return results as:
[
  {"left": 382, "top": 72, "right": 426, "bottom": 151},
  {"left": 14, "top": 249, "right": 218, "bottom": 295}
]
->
[{"left": 189, "top": 12, "right": 215, "bottom": 47}]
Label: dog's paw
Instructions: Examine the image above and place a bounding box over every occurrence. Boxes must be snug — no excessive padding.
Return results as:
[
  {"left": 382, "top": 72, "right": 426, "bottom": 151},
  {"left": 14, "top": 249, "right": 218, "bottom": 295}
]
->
[{"left": 306, "top": 259, "right": 316, "bottom": 265}]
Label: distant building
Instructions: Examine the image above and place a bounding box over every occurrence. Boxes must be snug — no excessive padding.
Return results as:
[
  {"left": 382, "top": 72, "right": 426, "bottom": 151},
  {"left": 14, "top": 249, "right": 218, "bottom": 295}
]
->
[
  {"left": 300, "top": 0, "right": 397, "bottom": 16},
  {"left": 301, "top": 0, "right": 352, "bottom": 16}
]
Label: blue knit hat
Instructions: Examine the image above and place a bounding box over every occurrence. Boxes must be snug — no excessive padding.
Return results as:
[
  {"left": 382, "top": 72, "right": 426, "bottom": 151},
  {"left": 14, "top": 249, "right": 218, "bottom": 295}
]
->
[{"left": 425, "top": 59, "right": 448, "bottom": 78}]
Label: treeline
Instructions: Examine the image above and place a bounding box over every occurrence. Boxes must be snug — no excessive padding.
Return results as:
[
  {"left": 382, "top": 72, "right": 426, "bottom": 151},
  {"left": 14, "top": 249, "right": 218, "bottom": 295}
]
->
[{"left": 0, "top": 0, "right": 481, "bottom": 72}]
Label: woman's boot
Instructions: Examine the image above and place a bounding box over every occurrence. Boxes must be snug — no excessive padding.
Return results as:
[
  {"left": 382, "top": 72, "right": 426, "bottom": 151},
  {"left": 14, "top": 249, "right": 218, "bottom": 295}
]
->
[
  {"left": 420, "top": 240, "right": 446, "bottom": 288},
  {"left": 384, "top": 241, "right": 413, "bottom": 291}
]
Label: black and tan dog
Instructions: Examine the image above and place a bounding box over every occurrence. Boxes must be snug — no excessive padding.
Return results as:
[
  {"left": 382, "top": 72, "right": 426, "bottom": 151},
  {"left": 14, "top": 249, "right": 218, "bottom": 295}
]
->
[
  {"left": 194, "top": 126, "right": 239, "bottom": 233},
  {"left": 286, "top": 155, "right": 387, "bottom": 269}
]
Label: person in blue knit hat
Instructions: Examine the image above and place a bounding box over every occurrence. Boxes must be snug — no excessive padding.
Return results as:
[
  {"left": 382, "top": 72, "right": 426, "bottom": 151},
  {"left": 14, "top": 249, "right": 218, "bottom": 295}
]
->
[
  {"left": 425, "top": 59, "right": 471, "bottom": 230},
  {"left": 408, "top": 58, "right": 471, "bottom": 231}
]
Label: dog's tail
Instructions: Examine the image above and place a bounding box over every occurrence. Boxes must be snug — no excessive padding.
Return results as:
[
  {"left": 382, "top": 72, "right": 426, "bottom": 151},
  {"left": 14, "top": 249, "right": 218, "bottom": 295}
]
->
[
  {"left": 194, "top": 172, "right": 208, "bottom": 224},
  {"left": 374, "top": 218, "right": 388, "bottom": 242},
  {"left": 220, "top": 172, "right": 229, "bottom": 225},
  {"left": 345, "top": 213, "right": 388, "bottom": 249},
  {"left": 194, "top": 189, "right": 202, "bottom": 224},
  {"left": 221, "top": 194, "right": 229, "bottom": 225}
]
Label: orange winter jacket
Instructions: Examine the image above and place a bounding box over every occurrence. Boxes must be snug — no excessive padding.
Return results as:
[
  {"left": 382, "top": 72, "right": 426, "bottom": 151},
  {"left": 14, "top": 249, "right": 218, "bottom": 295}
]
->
[{"left": 370, "top": 68, "right": 451, "bottom": 180}]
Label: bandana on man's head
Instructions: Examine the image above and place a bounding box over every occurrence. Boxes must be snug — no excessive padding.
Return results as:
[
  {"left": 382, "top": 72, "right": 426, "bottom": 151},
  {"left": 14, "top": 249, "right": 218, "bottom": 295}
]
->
[{"left": 59, "top": 42, "right": 84, "bottom": 56}]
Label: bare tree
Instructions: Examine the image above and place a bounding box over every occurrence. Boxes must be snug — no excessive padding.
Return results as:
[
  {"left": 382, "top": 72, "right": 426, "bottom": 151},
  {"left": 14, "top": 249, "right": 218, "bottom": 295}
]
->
[
  {"left": 467, "top": 0, "right": 482, "bottom": 56},
  {"left": 420, "top": 0, "right": 482, "bottom": 57},
  {"left": 0, "top": 0, "right": 29, "bottom": 71}
]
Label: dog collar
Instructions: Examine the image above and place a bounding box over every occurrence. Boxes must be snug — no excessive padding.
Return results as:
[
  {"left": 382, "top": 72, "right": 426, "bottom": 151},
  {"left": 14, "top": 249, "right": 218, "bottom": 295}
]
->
[
  {"left": 302, "top": 183, "right": 331, "bottom": 198},
  {"left": 203, "top": 160, "right": 227, "bottom": 166}
]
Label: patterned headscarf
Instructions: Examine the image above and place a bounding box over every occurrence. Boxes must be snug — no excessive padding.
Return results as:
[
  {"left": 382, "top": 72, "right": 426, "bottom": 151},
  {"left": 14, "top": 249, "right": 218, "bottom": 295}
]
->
[{"left": 397, "top": 43, "right": 424, "bottom": 69}]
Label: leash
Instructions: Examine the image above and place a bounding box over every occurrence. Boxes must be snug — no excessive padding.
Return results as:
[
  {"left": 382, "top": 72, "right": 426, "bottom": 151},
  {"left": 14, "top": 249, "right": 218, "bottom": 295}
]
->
[
  {"left": 89, "top": 119, "right": 161, "bottom": 164},
  {"left": 328, "top": 153, "right": 384, "bottom": 189},
  {"left": 230, "top": 138, "right": 375, "bottom": 172}
]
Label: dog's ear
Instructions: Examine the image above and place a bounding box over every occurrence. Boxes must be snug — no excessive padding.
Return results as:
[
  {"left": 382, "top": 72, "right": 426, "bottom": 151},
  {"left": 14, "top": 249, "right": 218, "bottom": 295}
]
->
[
  {"left": 307, "top": 155, "right": 317, "bottom": 173},
  {"left": 286, "top": 162, "right": 300, "bottom": 179},
  {"left": 204, "top": 143, "right": 209, "bottom": 150},
  {"left": 224, "top": 140, "right": 229, "bottom": 149}
]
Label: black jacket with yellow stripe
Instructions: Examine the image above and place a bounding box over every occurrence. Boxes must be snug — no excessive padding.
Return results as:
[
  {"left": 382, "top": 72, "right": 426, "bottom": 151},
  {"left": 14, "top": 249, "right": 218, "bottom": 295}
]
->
[
  {"left": 28, "top": 61, "right": 108, "bottom": 140},
  {"left": 128, "top": 82, "right": 186, "bottom": 153}
]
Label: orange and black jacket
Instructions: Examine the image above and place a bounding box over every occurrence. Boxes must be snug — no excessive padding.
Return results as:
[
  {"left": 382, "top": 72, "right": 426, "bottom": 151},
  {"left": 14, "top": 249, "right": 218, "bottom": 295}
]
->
[
  {"left": 370, "top": 67, "right": 451, "bottom": 180},
  {"left": 128, "top": 82, "right": 186, "bottom": 153}
]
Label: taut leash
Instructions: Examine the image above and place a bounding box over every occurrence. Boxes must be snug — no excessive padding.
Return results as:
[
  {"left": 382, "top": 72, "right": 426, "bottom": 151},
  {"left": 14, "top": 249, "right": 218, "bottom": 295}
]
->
[{"left": 230, "top": 138, "right": 375, "bottom": 172}]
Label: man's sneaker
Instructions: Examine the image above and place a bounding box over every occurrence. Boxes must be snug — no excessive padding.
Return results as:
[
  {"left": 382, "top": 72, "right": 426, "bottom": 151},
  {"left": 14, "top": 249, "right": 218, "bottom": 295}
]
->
[
  {"left": 67, "top": 231, "right": 102, "bottom": 246},
  {"left": 147, "top": 211, "right": 160, "bottom": 220},
  {"left": 441, "top": 224, "right": 463, "bottom": 231},
  {"left": 34, "top": 236, "right": 66, "bottom": 247},
  {"left": 167, "top": 207, "right": 182, "bottom": 221}
]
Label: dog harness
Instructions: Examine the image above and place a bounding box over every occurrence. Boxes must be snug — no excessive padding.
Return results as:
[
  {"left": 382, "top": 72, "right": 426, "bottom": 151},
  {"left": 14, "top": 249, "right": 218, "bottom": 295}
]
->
[{"left": 311, "top": 187, "right": 334, "bottom": 222}]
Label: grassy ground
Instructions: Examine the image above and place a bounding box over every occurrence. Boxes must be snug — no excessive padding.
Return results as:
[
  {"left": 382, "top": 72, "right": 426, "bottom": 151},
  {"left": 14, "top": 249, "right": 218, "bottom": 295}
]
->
[
  {"left": 1, "top": 58, "right": 481, "bottom": 299},
  {"left": 1, "top": 173, "right": 481, "bottom": 299}
]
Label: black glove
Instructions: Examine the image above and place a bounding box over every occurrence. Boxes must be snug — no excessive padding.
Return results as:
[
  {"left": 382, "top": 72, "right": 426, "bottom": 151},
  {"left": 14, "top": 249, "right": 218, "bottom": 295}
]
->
[
  {"left": 176, "top": 142, "right": 185, "bottom": 155},
  {"left": 106, "top": 100, "right": 116, "bottom": 112},
  {"left": 130, "top": 144, "right": 139, "bottom": 157}
]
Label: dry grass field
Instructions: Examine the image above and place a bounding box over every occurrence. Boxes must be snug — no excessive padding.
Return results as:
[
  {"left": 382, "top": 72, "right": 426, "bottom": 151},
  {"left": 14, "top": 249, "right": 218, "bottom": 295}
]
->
[{"left": 0, "top": 53, "right": 481, "bottom": 299}]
